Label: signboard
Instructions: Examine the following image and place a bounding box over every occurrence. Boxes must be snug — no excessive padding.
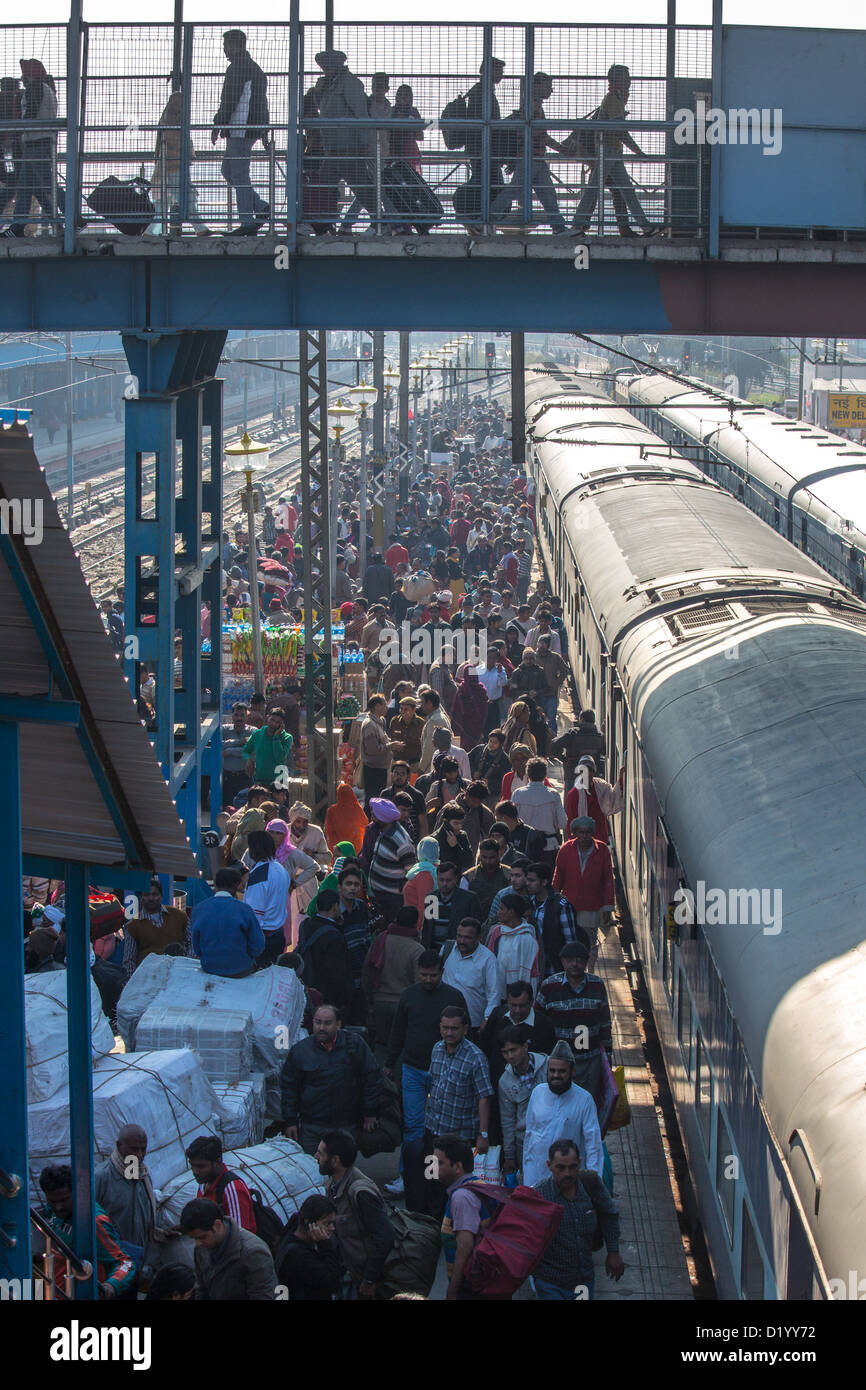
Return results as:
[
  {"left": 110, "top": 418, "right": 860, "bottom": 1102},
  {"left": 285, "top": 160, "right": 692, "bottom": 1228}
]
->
[{"left": 828, "top": 394, "right": 866, "bottom": 427}]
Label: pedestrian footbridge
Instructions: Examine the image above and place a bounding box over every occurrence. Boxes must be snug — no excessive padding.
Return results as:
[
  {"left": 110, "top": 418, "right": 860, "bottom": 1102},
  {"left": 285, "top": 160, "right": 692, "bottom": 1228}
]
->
[{"left": 0, "top": 17, "right": 864, "bottom": 334}]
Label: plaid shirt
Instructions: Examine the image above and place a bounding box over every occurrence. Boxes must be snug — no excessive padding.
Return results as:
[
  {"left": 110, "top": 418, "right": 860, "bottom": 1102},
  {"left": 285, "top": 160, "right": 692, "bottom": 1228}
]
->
[
  {"left": 425, "top": 1037, "right": 494, "bottom": 1142},
  {"left": 535, "top": 971, "right": 612, "bottom": 1057},
  {"left": 533, "top": 1175, "right": 620, "bottom": 1287}
]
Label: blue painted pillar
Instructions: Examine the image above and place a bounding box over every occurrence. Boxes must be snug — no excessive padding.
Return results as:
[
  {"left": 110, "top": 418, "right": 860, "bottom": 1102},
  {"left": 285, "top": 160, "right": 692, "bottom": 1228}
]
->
[
  {"left": 0, "top": 722, "right": 31, "bottom": 1283},
  {"left": 64, "top": 860, "right": 97, "bottom": 1298},
  {"left": 122, "top": 332, "right": 227, "bottom": 896}
]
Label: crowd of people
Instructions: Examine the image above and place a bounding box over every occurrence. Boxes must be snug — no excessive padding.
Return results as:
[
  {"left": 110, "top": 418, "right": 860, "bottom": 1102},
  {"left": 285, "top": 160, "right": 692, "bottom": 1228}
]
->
[
  {"left": 1, "top": 33, "right": 660, "bottom": 239},
  {"left": 26, "top": 374, "right": 633, "bottom": 1302}
]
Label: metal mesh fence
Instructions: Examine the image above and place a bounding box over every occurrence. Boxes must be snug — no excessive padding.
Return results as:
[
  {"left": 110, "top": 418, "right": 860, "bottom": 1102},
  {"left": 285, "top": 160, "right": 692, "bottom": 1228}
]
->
[
  {"left": 0, "top": 26, "right": 67, "bottom": 232},
  {"left": 2, "top": 21, "right": 712, "bottom": 239}
]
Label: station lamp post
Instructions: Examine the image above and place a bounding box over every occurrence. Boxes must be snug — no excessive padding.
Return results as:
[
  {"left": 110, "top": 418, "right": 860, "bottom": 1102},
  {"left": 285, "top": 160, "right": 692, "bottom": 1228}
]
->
[
  {"left": 421, "top": 351, "right": 440, "bottom": 465},
  {"left": 409, "top": 360, "right": 423, "bottom": 484},
  {"left": 346, "top": 380, "right": 378, "bottom": 576},
  {"left": 461, "top": 334, "right": 473, "bottom": 410},
  {"left": 327, "top": 398, "right": 357, "bottom": 591},
  {"left": 224, "top": 429, "right": 270, "bottom": 698},
  {"left": 382, "top": 368, "right": 401, "bottom": 534}
]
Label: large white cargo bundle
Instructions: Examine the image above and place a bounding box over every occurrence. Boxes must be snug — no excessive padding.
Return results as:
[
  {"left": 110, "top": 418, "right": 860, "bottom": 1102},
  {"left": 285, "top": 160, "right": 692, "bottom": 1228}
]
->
[
  {"left": 25, "top": 970, "right": 115, "bottom": 1104},
  {"left": 116, "top": 957, "right": 305, "bottom": 1080},
  {"left": 28, "top": 1049, "right": 228, "bottom": 1190},
  {"left": 212, "top": 1075, "right": 267, "bottom": 1149},
  {"left": 135, "top": 1005, "right": 254, "bottom": 1083}
]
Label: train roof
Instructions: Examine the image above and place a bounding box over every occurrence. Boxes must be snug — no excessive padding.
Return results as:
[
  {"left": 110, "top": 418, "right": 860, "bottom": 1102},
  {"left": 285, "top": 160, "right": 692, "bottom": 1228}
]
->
[
  {"left": 628, "top": 373, "right": 866, "bottom": 546},
  {"left": 533, "top": 373, "right": 866, "bottom": 1282},
  {"left": 622, "top": 611, "right": 866, "bottom": 1284}
]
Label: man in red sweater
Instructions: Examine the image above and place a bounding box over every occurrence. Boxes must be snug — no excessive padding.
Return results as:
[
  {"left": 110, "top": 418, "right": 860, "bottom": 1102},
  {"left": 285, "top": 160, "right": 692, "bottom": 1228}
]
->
[
  {"left": 186, "top": 1135, "right": 258, "bottom": 1233},
  {"left": 385, "top": 534, "right": 410, "bottom": 571},
  {"left": 552, "top": 816, "right": 615, "bottom": 969}
]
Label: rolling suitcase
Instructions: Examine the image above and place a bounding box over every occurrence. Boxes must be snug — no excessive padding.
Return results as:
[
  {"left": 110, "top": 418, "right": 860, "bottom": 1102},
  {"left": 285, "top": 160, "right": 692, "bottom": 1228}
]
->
[
  {"left": 382, "top": 158, "right": 443, "bottom": 230},
  {"left": 86, "top": 175, "right": 154, "bottom": 235}
]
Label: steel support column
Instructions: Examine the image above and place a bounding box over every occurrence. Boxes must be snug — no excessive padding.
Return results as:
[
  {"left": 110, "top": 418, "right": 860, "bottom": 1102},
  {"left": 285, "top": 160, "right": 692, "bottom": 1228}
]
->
[
  {"left": 397, "top": 331, "right": 410, "bottom": 511},
  {"left": 0, "top": 721, "right": 29, "bottom": 1284},
  {"left": 65, "top": 860, "right": 97, "bottom": 1299},
  {"left": 122, "top": 331, "right": 226, "bottom": 896},
  {"left": 371, "top": 332, "right": 385, "bottom": 549},
  {"left": 299, "top": 330, "right": 336, "bottom": 819},
  {"left": 511, "top": 331, "right": 525, "bottom": 469}
]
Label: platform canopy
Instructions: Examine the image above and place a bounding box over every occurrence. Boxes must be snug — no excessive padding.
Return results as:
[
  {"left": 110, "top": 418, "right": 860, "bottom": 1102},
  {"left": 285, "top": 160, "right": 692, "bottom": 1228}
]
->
[{"left": 0, "top": 422, "right": 199, "bottom": 875}]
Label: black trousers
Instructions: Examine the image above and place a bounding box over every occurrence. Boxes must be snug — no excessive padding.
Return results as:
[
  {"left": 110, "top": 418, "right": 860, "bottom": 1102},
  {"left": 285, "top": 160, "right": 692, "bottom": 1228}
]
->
[{"left": 256, "top": 930, "right": 285, "bottom": 969}]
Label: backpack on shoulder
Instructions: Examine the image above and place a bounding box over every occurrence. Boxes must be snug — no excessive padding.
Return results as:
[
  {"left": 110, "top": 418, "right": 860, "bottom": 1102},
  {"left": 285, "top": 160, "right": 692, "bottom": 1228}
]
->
[
  {"left": 216, "top": 1170, "right": 286, "bottom": 1256},
  {"left": 560, "top": 107, "right": 601, "bottom": 162},
  {"left": 440, "top": 92, "right": 470, "bottom": 150},
  {"left": 579, "top": 1167, "right": 606, "bottom": 1251}
]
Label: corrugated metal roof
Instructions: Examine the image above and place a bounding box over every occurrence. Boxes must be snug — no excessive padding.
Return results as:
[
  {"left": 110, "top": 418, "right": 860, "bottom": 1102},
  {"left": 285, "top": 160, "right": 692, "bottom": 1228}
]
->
[{"left": 0, "top": 422, "right": 199, "bottom": 877}]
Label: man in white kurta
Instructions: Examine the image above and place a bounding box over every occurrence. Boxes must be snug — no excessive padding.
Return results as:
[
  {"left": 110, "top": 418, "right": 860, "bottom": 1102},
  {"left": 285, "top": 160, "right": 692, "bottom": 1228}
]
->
[{"left": 522, "top": 1044, "right": 604, "bottom": 1186}]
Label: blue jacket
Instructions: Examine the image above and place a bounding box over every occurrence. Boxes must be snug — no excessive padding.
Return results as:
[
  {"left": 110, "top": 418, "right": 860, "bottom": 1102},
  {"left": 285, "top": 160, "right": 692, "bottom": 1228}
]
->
[{"left": 191, "top": 893, "right": 266, "bottom": 976}]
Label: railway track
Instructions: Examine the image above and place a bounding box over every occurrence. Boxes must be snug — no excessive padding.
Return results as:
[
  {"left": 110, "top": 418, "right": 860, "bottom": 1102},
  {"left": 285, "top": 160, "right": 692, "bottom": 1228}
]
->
[{"left": 75, "top": 377, "right": 510, "bottom": 601}]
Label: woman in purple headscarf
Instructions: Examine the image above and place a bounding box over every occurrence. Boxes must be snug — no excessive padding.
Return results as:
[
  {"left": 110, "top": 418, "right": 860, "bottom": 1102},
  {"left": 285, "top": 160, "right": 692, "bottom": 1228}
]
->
[{"left": 451, "top": 667, "right": 489, "bottom": 754}]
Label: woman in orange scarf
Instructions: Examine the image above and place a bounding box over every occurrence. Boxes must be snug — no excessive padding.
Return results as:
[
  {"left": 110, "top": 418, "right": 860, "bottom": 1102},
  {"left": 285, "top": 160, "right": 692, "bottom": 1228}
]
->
[{"left": 324, "top": 783, "right": 369, "bottom": 855}]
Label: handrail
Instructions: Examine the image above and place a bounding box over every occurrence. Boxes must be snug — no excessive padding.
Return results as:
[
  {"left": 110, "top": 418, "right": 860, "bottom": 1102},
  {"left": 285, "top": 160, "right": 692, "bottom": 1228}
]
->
[{"left": 29, "top": 1206, "right": 90, "bottom": 1278}]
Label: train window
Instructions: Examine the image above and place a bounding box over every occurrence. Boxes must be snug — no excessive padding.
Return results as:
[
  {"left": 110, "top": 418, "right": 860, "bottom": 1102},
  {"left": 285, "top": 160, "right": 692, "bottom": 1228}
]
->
[
  {"left": 650, "top": 885, "right": 661, "bottom": 959},
  {"left": 628, "top": 801, "right": 636, "bottom": 865},
  {"left": 677, "top": 974, "right": 692, "bottom": 1075},
  {"left": 695, "top": 1035, "right": 712, "bottom": 1154},
  {"left": 740, "top": 1203, "right": 765, "bottom": 1300},
  {"left": 800, "top": 516, "right": 808, "bottom": 550},
  {"left": 663, "top": 919, "right": 674, "bottom": 1005},
  {"left": 590, "top": 667, "right": 597, "bottom": 708},
  {"left": 715, "top": 1112, "right": 737, "bottom": 1244}
]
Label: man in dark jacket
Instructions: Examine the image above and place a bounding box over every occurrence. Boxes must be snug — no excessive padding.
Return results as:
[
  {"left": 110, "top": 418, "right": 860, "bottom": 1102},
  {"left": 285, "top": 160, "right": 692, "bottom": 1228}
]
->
[
  {"left": 180, "top": 1198, "right": 276, "bottom": 1300},
  {"left": 363, "top": 551, "right": 395, "bottom": 604},
  {"left": 420, "top": 860, "right": 481, "bottom": 949},
  {"left": 281, "top": 1003, "right": 382, "bottom": 1154},
  {"left": 479, "top": 979, "right": 557, "bottom": 1086},
  {"left": 297, "top": 889, "right": 352, "bottom": 1011},
  {"left": 383, "top": 950, "right": 467, "bottom": 1202},
  {"left": 551, "top": 710, "right": 606, "bottom": 787},
  {"left": 211, "top": 29, "right": 270, "bottom": 235}
]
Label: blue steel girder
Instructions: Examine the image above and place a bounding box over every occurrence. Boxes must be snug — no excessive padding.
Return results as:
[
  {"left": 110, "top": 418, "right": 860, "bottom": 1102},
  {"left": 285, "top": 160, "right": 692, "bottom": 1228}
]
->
[
  {"left": 121, "top": 331, "right": 227, "bottom": 890},
  {"left": 2, "top": 256, "right": 866, "bottom": 336}
]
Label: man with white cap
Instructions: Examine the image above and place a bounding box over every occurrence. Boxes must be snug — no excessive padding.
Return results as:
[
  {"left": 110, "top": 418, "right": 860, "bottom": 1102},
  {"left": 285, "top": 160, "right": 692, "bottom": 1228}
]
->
[
  {"left": 521, "top": 1042, "right": 604, "bottom": 1188},
  {"left": 564, "top": 754, "right": 623, "bottom": 845}
]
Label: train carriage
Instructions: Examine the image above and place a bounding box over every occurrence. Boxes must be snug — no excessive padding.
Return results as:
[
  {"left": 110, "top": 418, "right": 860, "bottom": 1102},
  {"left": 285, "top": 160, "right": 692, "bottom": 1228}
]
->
[
  {"left": 527, "top": 368, "right": 866, "bottom": 1301},
  {"left": 623, "top": 372, "right": 866, "bottom": 597}
]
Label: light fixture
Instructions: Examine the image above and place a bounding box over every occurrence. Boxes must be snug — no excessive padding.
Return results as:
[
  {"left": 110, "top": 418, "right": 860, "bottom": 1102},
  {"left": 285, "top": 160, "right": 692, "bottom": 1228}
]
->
[
  {"left": 224, "top": 430, "right": 270, "bottom": 472},
  {"left": 327, "top": 399, "right": 357, "bottom": 434}
]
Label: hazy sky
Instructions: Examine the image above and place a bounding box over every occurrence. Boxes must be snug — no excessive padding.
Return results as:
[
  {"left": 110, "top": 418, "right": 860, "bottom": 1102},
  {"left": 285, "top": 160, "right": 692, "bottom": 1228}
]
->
[{"left": 18, "top": 0, "right": 866, "bottom": 27}]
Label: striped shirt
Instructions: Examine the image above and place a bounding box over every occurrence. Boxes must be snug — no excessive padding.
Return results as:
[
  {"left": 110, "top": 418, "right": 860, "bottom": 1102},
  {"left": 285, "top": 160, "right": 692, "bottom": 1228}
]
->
[
  {"left": 535, "top": 971, "right": 612, "bottom": 1057},
  {"left": 198, "top": 1164, "right": 257, "bottom": 1233},
  {"left": 368, "top": 823, "right": 417, "bottom": 900}
]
